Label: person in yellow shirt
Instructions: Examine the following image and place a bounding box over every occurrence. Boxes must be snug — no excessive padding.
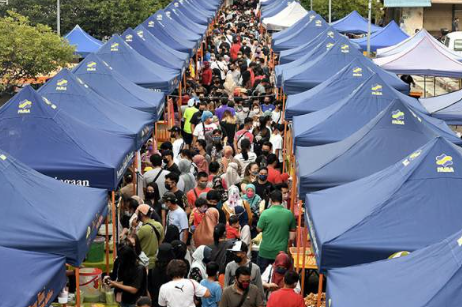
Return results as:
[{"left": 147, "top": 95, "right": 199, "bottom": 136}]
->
[{"left": 183, "top": 98, "right": 199, "bottom": 148}]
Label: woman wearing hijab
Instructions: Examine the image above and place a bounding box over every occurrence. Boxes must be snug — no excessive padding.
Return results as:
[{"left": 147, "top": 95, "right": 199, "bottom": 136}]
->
[
  {"left": 242, "top": 183, "right": 262, "bottom": 214},
  {"left": 261, "top": 251, "right": 300, "bottom": 298},
  {"left": 164, "top": 225, "right": 180, "bottom": 244},
  {"left": 220, "top": 146, "right": 241, "bottom": 174},
  {"left": 189, "top": 245, "right": 213, "bottom": 283},
  {"left": 179, "top": 159, "right": 195, "bottom": 193},
  {"left": 149, "top": 243, "right": 175, "bottom": 307},
  {"left": 222, "top": 162, "right": 241, "bottom": 189},
  {"left": 234, "top": 206, "right": 252, "bottom": 255},
  {"left": 193, "top": 155, "right": 209, "bottom": 175},
  {"left": 193, "top": 205, "right": 220, "bottom": 247},
  {"left": 222, "top": 186, "right": 253, "bottom": 225}
]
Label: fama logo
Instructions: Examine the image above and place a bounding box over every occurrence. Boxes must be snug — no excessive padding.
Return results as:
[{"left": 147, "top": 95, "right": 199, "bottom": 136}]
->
[
  {"left": 352, "top": 67, "right": 363, "bottom": 77},
  {"left": 436, "top": 154, "right": 454, "bottom": 173},
  {"left": 371, "top": 84, "right": 383, "bottom": 96},
  {"left": 340, "top": 44, "right": 349, "bottom": 53},
  {"left": 391, "top": 110, "right": 405, "bottom": 125},
  {"left": 110, "top": 43, "right": 119, "bottom": 52},
  {"left": 125, "top": 34, "right": 133, "bottom": 42},
  {"left": 327, "top": 31, "right": 334, "bottom": 38},
  {"left": 87, "top": 61, "right": 97, "bottom": 72},
  {"left": 326, "top": 42, "right": 334, "bottom": 50},
  {"left": 56, "top": 79, "right": 68, "bottom": 91},
  {"left": 148, "top": 20, "right": 155, "bottom": 27},
  {"left": 42, "top": 97, "right": 57, "bottom": 109},
  {"left": 309, "top": 15, "right": 315, "bottom": 21},
  {"left": 137, "top": 30, "right": 144, "bottom": 38},
  {"left": 315, "top": 20, "right": 322, "bottom": 27},
  {"left": 402, "top": 149, "right": 422, "bottom": 166},
  {"left": 157, "top": 14, "right": 163, "bottom": 21},
  {"left": 18, "top": 99, "right": 32, "bottom": 114}
]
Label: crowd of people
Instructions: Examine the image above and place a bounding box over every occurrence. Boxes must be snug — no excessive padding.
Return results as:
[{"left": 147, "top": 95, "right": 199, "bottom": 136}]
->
[{"left": 106, "top": 1, "right": 302, "bottom": 307}]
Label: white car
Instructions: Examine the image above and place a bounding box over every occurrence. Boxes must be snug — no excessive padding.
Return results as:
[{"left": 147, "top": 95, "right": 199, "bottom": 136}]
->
[{"left": 442, "top": 31, "right": 462, "bottom": 54}]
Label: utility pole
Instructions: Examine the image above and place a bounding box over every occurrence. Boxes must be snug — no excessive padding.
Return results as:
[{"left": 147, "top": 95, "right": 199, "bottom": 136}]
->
[
  {"left": 328, "top": 0, "right": 332, "bottom": 23},
  {"left": 57, "top": 0, "right": 61, "bottom": 36},
  {"left": 367, "top": 0, "right": 372, "bottom": 56},
  {"left": 310, "top": 0, "right": 313, "bottom": 11}
]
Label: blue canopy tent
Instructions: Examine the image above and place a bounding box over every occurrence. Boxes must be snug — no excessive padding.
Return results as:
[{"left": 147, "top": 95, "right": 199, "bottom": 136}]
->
[
  {"left": 331, "top": 10, "right": 381, "bottom": 34},
  {"left": 0, "top": 86, "right": 134, "bottom": 191},
  {"left": 97, "top": 35, "right": 179, "bottom": 93},
  {"left": 327, "top": 228, "right": 462, "bottom": 307},
  {"left": 306, "top": 137, "right": 462, "bottom": 271},
  {"left": 164, "top": 4, "right": 208, "bottom": 35},
  {"left": 420, "top": 89, "right": 462, "bottom": 125},
  {"left": 0, "top": 143, "right": 108, "bottom": 264},
  {"left": 285, "top": 58, "right": 374, "bottom": 120},
  {"left": 38, "top": 69, "right": 153, "bottom": 149},
  {"left": 351, "top": 21, "right": 409, "bottom": 52},
  {"left": 282, "top": 41, "right": 409, "bottom": 95},
  {"left": 141, "top": 14, "right": 196, "bottom": 55},
  {"left": 63, "top": 25, "right": 102, "bottom": 57},
  {"left": 272, "top": 15, "right": 329, "bottom": 52},
  {"left": 0, "top": 246, "right": 66, "bottom": 307},
  {"left": 272, "top": 11, "right": 315, "bottom": 41},
  {"left": 169, "top": 0, "right": 210, "bottom": 26},
  {"left": 262, "top": 0, "right": 290, "bottom": 18},
  {"left": 155, "top": 10, "right": 202, "bottom": 43},
  {"left": 134, "top": 25, "right": 189, "bottom": 66},
  {"left": 276, "top": 33, "right": 350, "bottom": 86},
  {"left": 185, "top": 0, "right": 217, "bottom": 16},
  {"left": 122, "top": 28, "right": 183, "bottom": 72},
  {"left": 292, "top": 73, "right": 426, "bottom": 147},
  {"left": 296, "top": 99, "right": 461, "bottom": 194},
  {"left": 73, "top": 54, "right": 165, "bottom": 119}
]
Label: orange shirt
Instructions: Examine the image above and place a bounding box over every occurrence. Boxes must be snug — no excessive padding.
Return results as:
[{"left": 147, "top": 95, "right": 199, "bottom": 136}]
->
[{"left": 187, "top": 187, "right": 212, "bottom": 208}]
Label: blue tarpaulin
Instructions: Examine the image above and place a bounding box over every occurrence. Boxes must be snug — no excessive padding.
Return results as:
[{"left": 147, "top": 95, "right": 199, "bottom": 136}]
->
[
  {"left": 73, "top": 54, "right": 165, "bottom": 119},
  {"left": 331, "top": 10, "right": 381, "bottom": 34},
  {"left": 282, "top": 40, "right": 409, "bottom": 95},
  {"left": 292, "top": 73, "right": 426, "bottom": 147},
  {"left": 420, "top": 88, "right": 462, "bottom": 125},
  {"left": 296, "top": 99, "right": 461, "bottom": 194},
  {"left": 0, "top": 143, "right": 108, "bottom": 264},
  {"left": 169, "top": 0, "right": 210, "bottom": 26},
  {"left": 63, "top": 25, "right": 102, "bottom": 57},
  {"left": 272, "top": 14, "right": 329, "bottom": 52},
  {"left": 165, "top": 4, "right": 208, "bottom": 35},
  {"left": 306, "top": 137, "right": 462, "bottom": 271},
  {"left": 327, "top": 228, "right": 462, "bottom": 307},
  {"left": 96, "top": 35, "right": 179, "bottom": 92},
  {"left": 38, "top": 69, "right": 152, "bottom": 150},
  {"left": 261, "top": 0, "right": 290, "bottom": 18},
  {"left": 351, "top": 21, "right": 409, "bottom": 52},
  {"left": 0, "top": 246, "right": 66, "bottom": 307},
  {"left": 156, "top": 9, "right": 203, "bottom": 42},
  {"left": 272, "top": 11, "right": 314, "bottom": 41},
  {"left": 0, "top": 86, "right": 134, "bottom": 190}
]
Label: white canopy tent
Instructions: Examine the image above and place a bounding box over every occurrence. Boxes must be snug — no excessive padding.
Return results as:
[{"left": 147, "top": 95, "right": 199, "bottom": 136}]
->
[{"left": 262, "top": 1, "right": 308, "bottom": 31}]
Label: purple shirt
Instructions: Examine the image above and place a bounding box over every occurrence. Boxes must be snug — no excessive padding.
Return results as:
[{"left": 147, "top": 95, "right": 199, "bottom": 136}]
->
[{"left": 215, "top": 105, "right": 236, "bottom": 120}]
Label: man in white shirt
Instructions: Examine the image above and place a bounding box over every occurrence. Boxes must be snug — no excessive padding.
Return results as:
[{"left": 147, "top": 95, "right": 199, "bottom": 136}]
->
[
  {"left": 270, "top": 124, "right": 284, "bottom": 163},
  {"left": 170, "top": 126, "right": 185, "bottom": 164},
  {"left": 193, "top": 111, "right": 218, "bottom": 144},
  {"left": 271, "top": 101, "right": 283, "bottom": 125},
  {"left": 143, "top": 154, "right": 184, "bottom": 197}
]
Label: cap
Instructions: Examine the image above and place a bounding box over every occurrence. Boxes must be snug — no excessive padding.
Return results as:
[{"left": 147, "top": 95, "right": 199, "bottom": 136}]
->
[
  {"left": 169, "top": 126, "right": 181, "bottom": 133},
  {"left": 228, "top": 240, "right": 248, "bottom": 252},
  {"left": 137, "top": 204, "right": 152, "bottom": 216},
  {"left": 162, "top": 192, "right": 178, "bottom": 203},
  {"left": 157, "top": 243, "right": 175, "bottom": 262},
  {"left": 201, "top": 111, "right": 214, "bottom": 122}
]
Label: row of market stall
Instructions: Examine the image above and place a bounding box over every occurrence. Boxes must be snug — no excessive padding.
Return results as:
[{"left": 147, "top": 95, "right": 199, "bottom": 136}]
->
[
  {"left": 261, "top": 0, "right": 462, "bottom": 306},
  {"left": 0, "top": 0, "right": 222, "bottom": 306}
]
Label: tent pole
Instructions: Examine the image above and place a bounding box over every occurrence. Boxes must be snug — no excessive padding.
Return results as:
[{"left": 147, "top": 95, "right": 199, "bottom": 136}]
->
[
  {"left": 316, "top": 274, "right": 324, "bottom": 307},
  {"left": 105, "top": 216, "right": 110, "bottom": 276},
  {"left": 301, "top": 223, "right": 307, "bottom": 295},
  {"left": 296, "top": 200, "right": 302, "bottom": 272},
  {"left": 434, "top": 77, "right": 436, "bottom": 97},
  {"left": 132, "top": 159, "right": 137, "bottom": 196},
  {"left": 290, "top": 166, "right": 297, "bottom": 213},
  {"left": 178, "top": 78, "right": 183, "bottom": 122},
  {"left": 184, "top": 72, "right": 187, "bottom": 95},
  {"left": 112, "top": 191, "right": 117, "bottom": 261},
  {"left": 282, "top": 93, "right": 287, "bottom": 173},
  {"left": 366, "top": 0, "right": 372, "bottom": 56},
  {"left": 424, "top": 76, "right": 427, "bottom": 98},
  {"left": 75, "top": 268, "right": 81, "bottom": 307}
]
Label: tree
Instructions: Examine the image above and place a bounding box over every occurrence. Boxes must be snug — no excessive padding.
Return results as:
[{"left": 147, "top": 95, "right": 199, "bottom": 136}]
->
[
  {"left": 0, "top": 11, "right": 75, "bottom": 94},
  {"left": 300, "top": 0, "right": 383, "bottom": 24}
]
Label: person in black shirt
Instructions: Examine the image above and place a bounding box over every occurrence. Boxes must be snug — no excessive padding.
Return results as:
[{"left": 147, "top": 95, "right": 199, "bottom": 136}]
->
[
  {"left": 190, "top": 100, "right": 208, "bottom": 132},
  {"left": 206, "top": 190, "right": 227, "bottom": 224},
  {"left": 164, "top": 172, "right": 187, "bottom": 211},
  {"left": 162, "top": 150, "right": 181, "bottom": 176},
  {"left": 252, "top": 167, "right": 273, "bottom": 204}
]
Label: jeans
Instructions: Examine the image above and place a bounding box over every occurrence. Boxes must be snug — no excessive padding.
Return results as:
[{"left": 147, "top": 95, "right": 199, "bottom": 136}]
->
[{"left": 257, "top": 255, "right": 275, "bottom": 273}]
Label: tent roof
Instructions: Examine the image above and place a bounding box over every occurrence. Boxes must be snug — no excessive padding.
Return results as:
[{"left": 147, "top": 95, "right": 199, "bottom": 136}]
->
[
  {"left": 164, "top": 4, "right": 208, "bottom": 35},
  {"left": 73, "top": 54, "right": 165, "bottom": 119},
  {"left": 374, "top": 33, "right": 462, "bottom": 77},
  {"left": 351, "top": 21, "right": 409, "bottom": 52},
  {"left": 306, "top": 137, "right": 462, "bottom": 271},
  {"left": 154, "top": 10, "right": 202, "bottom": 43},
  {"left": 261, "top": 0, "right": 291, "bottom": 18},
  {"left": 0, "top": 86, "right": 134, "bottom": 190},
  {"left": 272, "top": 11, "right": 315, "bottom": 41},
  {"left": 282, "top": 41, "right": 408, "bottom": 95},
  {"left": 331, "top": 10, "right": 381, "bottom": 34},
  {"left": 272, "top": 14, "right": 329, "bottom": 52},
  {"left": 96, "top": 35, "right": 179, "bottom": 92},
  {"left": 296, "top": 99, "right": 461, "bottom": 194},
  {"left": 420, "top": 88, "right": 462, "bottom": 125},
  {"left": 169, "top": 0, "right": 210, "bottom": 26},
  {"left": 0, "top": 246, "right": 66, "bottom": 307},
  {"left": 0, "top": 142, "right": 108, "bottom": 264},
  {"left": 63, "top": 25, "right": 102, "bottom": 57},
  {"left": 292, "top": 73, "right": 427, "bottom": 147},
  {"left": 327, "top": 228, "right": 462, "bottom": 307},
  {"left": 263, "top": 2, "right": 308, "bottom": 31},
  {"left": 38, "top": 69, "right": 152, "bottom": 149}
]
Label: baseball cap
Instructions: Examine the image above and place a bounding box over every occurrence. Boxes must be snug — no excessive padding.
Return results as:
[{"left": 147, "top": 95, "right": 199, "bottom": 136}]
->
[
  {"left": 228, "top": 240, "right": 248, "bottom": 253},
  {"left": 169, "top": 126, "right": 181, "bottom": 133},
  {"left": 201, "top": 111, "right": 214, "bottom": 122},
  {"left": 162, "top": 192, "right": 178, "bottom": 203},
  {"left": 137, "top": 204, "right": 152, "bottom": 216}
]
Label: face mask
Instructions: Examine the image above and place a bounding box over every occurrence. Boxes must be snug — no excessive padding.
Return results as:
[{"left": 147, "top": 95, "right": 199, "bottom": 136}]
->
[
  {"left": 259, "top": 174, "right": 267, "bottom": 181},
  {"left": 164, "top": 183, "right": 172, "bottom": 190},
  {"left": 213, "top": 136, "right": 222, "bottom": 143},
  {"left": 124, "top": 210, "right": 131, "bottom": 216},
  {"left": 261, "top": 150, "right": 269, "bottom": 156},
  {"left": 163, "top": 158, "right": 169, "bottom": 164},
  {"left": 275, "top": 267, "right": 287, "bottom": 275},
  {"left": 242, "top": 107, "right": 249, "bottom": 112},
  {"left": 198, "top": 206, "right": 208, "bottom": 213},
  {"left": 170, "top": 133, "right": 175, "bottom": 138},
  {"left": 198, "top": 182, "right": 208, "bottom": 189},
  {"left": 237, "top": 281, "right": 250, "bottom": 290},
  {"left": 246, "top": 191, "right": 255, "bottom": 199},
  {"left": 251, "top": 171, "right": 258, "bottom": 176},
  {"left": 145, "top": 192, "right": 155, "bottom": 200},
  {"left": 148, "top": 146, "right": 153, "bottom": 151},
  {"left": 253, "top": 108, "right": 259, "bottom": 113},
  {"left": 234, "top": 254, "right": 243, "bottom": 263}
]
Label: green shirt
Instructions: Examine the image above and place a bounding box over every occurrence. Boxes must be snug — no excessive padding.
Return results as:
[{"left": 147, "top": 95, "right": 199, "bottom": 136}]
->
[
  {"left": 138, "top": 219, "right": 164, "bottom": 269},
  {"left": 183, "top": 106, "right": 198, "bottom": 134},
  {"left": 257, "top": 205, "right": 296, "bottom": 260}
]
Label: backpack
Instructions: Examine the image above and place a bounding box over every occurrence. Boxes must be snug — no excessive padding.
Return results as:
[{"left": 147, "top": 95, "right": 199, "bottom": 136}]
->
[{"left": 202, "top": 122, "right": 215, "bottom": 146}]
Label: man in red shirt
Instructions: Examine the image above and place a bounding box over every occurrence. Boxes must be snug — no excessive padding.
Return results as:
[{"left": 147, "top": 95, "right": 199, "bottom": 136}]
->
[
  {"left": 186, "top": 172, "right": 211, "bottom": 209},
  {"left": 267, "top": 154, "right": 289, "bottom": 185},
  {"left": 230, "top": 38, "right": 241, "bottom": 61},
  {"left": 267, "top": 271, "right": 305, "bottom": 307},
  {"left": 201, "top": 61, "right": 213, "bottom": 90},
  {"left": 234, "top": 117, "right": 254, "bottom": 152}
]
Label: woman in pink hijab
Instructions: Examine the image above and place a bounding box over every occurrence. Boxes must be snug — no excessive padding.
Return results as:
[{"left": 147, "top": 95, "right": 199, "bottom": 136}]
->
[{"left": 193, "top": 155, "right": 209, "bottom": 174}]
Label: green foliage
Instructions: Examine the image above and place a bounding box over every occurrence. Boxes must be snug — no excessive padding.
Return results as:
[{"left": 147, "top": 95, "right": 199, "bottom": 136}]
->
[
  {"left": 0, "top": 0, "right": 169, "bottom": 39},
  {"left": 0, "top": 11, "right": 75, "bottom": 93},
  {"left": 300, "top": 0, "right": 383, "bottom": 23}
]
